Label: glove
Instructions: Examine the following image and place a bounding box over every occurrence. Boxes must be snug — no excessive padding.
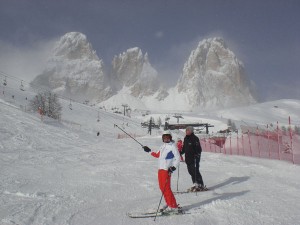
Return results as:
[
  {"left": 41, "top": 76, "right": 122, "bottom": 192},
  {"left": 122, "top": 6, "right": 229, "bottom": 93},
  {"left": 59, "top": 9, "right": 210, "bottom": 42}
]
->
[
  {"left": 143, "top": 146, "right": 151, "bottom": 152},
  {"left": 168, "top": 166, "right": 176, "bottom": 173}
]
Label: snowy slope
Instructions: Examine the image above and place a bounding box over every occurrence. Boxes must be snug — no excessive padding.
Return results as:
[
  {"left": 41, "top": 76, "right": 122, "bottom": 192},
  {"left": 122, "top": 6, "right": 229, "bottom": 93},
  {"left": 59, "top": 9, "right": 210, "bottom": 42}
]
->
[
  {"left": 1, "top": 98, "right": 300, "bottom": 225},
  {"left": 212, "top": 99, "right": 300, "bottom": 127}
]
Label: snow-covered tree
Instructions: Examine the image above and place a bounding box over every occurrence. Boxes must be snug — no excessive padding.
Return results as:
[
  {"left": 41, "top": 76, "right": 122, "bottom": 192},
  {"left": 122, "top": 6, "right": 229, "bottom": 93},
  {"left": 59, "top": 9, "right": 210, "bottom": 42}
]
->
[
  {"left": 294, "top": 126, "right": 300, "bottom": 135},
  {"left": 227, "top": 119, "right": 237, "bottom": 131},
  {"left": 30, "top": 91, "right": 62, "bottom": 120}
]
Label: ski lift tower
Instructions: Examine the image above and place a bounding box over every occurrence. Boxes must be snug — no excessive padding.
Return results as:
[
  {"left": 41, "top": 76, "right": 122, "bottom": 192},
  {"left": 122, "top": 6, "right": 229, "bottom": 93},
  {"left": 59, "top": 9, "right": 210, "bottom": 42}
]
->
[
  {"left": 20, "top": 80, "right": 25, "bottom": 91},
  {"left": 126, "top": 107, "right": 131, "bottom": 117},
  {"left": 122, "top": 104, "right": 128, "bottom": 116},
  {"left": 3, "top": 76, "right": 7, "bottom": 86},
  {"left": 97, "top": 111, "right": 100, "bottom": 122},
  {"left": 164, "top": 115, "right": 170, "bottom": 130},
  {"left": 69, "top": 99, "right": 73, "bottom": 110},
  {"left": 2, "top": 76, "right": 7, "bottom": 95},
  {"left": 173, "top": 113, "right": 183, "bottom": 124}
]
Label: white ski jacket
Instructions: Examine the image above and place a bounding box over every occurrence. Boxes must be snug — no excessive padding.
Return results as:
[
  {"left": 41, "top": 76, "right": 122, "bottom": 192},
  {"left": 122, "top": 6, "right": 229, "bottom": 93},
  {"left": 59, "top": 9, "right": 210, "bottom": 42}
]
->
[{"left": 151, "top": 141, "right": 180, "bottom": 170}]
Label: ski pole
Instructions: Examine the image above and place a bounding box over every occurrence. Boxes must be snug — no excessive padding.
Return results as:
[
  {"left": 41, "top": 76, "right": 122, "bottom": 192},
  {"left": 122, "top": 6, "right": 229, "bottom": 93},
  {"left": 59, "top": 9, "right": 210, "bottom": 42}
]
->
[
  {"left": 195, "top": 157, "right": 197, "bottom": 196},
  {"left": 176, "top": 164, "right": 179, "bottom": 191},
  {"left": 154, "top": 174, "right": 170, "bottom": 221},
  {"left": 114, "top": 124, "right": 144, "bottom": 147}
]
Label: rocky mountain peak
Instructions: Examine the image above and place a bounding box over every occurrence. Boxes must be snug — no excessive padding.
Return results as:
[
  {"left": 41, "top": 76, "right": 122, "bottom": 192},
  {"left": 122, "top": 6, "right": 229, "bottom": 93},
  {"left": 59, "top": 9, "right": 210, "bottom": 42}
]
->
[
  {"left": 177, "top": 37, "right": 257, "bottom": 109},
  {"left": 111, "top": 47, "right": 160, "bottom": 97},
  {"left": 31, "top": 32, "right": 111, "bottom": 102},
  {"left": 52, "top": 32, "right": 99, "bottom": 61},
  {"left": 32, "top": 32, "right": 257, "bottom": 110}
]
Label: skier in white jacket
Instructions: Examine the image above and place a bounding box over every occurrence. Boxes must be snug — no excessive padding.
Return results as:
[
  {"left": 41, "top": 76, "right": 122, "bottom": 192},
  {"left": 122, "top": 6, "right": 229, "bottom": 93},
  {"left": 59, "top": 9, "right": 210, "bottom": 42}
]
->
[{"left": 143, "top": 130, "right": 181, "bottom": 212}]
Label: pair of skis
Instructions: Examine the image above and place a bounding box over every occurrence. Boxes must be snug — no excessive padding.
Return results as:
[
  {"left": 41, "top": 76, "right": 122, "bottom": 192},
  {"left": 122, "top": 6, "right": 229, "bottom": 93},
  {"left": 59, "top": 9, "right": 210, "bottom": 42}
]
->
[
  {"left": 128, "top": 188, "right": 209, "bottom": 218},
  {"left": 127, "top": 209, "right": 188, "bottom": 218},
  {"left": 174, "top": 186, "right": 209, "bottom": 194}
]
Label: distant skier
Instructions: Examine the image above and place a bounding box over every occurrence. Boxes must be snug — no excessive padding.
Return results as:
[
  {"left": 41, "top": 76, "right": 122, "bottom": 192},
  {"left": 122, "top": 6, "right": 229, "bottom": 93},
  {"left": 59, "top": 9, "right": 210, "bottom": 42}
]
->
[
  {"left": 181, "top": 126, "right": 207, "bottom": 192},
  {"left": 143, "top": 130, "right": 182, "bottom": 213},
  {"left": 176, "top": 138, "right": 184, "bottom": 162}
]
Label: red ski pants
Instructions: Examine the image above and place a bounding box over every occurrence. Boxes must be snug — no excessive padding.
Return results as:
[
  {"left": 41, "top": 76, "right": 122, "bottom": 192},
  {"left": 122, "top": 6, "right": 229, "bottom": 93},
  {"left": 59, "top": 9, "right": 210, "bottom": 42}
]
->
[{"left": 158, "top": 169, "right": 178, "bottom": 208}]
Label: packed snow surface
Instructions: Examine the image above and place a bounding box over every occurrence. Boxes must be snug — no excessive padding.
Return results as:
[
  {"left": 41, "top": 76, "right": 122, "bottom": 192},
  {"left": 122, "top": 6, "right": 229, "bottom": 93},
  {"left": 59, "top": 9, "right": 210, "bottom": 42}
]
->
[{"left": 1, "top": 98, "right": 300, "bottom": 225}]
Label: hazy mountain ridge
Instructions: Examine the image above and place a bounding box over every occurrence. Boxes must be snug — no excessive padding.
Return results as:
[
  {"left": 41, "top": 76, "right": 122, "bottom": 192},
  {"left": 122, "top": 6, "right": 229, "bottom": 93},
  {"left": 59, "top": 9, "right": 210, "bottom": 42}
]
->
[{"left": 32, "top": 32, "right": 257, "bottom": 110}]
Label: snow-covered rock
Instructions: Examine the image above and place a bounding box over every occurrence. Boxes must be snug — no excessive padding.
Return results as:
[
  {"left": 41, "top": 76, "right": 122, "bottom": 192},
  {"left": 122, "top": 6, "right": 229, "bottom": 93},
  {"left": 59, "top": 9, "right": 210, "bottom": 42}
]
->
[
  {"left": 105, "top": 38, "right": 258, "bottom": 111},
  {"left": 177, "top": 37, "right": 257, "bottom": 109},
  {"left": 31, "top": 33, "right": 257, "bottom": 111},
  {"left": 31, "top": 32, "right": 112, "bottom": 102},
  {"left": 111, "top": 47, "right": 160, "bottom": 98}
]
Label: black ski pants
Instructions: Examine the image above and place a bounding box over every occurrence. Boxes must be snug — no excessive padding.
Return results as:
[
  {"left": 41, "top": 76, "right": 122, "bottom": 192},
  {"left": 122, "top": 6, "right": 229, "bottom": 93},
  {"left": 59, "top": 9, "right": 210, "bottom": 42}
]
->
[{"left": 186, "top": 155, "right": 204, "bottom": 186}]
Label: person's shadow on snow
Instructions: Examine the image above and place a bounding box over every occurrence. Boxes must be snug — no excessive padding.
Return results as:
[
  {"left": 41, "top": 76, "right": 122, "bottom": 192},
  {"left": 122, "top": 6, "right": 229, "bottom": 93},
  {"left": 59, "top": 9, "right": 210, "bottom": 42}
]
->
[
  {"left": 184, "top": 190, "right": 249, "bottom": 211},
  {"left": 210, "top": 176, "right": 250, "bottom": 190},
  {"left": 184, "top": 176, "right": 250, "bottom": 211}
]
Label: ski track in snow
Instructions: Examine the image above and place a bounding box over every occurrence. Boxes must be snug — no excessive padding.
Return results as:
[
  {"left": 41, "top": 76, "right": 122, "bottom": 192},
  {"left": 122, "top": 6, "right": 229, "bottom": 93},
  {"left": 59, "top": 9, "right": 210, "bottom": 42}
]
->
[{"left": 1, "top": 99, "right": 300, "bottom": 225}]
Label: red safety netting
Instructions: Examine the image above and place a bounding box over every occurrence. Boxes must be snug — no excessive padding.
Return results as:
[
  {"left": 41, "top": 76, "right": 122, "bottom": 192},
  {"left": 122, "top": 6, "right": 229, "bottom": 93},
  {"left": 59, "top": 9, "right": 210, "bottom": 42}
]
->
[{"left": 200, "top": 121, "right": 300, "bottom": 164}]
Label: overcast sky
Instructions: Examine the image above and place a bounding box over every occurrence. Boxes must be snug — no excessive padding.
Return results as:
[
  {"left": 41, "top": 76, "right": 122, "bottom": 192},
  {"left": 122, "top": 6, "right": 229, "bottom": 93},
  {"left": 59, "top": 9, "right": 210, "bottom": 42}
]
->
[{"left": 0, "top": 0, "right": 299, "bottom": 101}]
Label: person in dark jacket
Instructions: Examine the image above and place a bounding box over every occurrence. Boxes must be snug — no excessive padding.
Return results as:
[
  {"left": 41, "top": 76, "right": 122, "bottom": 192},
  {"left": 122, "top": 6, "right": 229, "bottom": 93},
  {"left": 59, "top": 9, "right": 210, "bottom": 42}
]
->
[{"left": 181, "top": 126, "right": 207, "bottom": 192}]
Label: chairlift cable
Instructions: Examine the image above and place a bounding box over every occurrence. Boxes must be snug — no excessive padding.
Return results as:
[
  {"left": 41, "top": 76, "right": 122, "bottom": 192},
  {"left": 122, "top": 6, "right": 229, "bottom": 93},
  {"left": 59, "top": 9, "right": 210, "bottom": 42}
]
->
[{"left": 0, "top": 69, "right": 144, "bottom": 127}]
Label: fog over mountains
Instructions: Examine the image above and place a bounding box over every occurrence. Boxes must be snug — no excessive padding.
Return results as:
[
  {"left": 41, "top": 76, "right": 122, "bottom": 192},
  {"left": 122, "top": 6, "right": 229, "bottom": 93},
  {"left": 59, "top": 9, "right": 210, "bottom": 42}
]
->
[{"left": 31, "top": 32, "right": 257, "bottom": 111}]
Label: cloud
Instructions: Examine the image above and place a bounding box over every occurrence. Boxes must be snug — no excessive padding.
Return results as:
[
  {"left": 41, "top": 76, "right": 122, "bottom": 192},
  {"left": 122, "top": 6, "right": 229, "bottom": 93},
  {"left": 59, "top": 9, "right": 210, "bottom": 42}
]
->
[
  {"left": 0, "top": 38, "right": 57, "bottom": 83},
  {"left": 264, "top": 82, "right": 300, "bottom": 101},
  {"left": 154, "top": 31, "right": 164, "bottom": 39}
]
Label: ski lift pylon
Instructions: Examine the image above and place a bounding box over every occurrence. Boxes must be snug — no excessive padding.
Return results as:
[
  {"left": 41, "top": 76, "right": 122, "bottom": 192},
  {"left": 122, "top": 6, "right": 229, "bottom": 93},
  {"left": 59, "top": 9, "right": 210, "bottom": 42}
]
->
[
  {"left": 69, "top": 99, "right": 73, "bottom": 110},
  {"left": 3, "top": 76, "right": 7, "bottom": 86},
  {"left": 97, "top": 111, "right": 100, "bottom": 122},
  {"left": 20, "top": 80, "right": 25, "bottom": 91}
]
